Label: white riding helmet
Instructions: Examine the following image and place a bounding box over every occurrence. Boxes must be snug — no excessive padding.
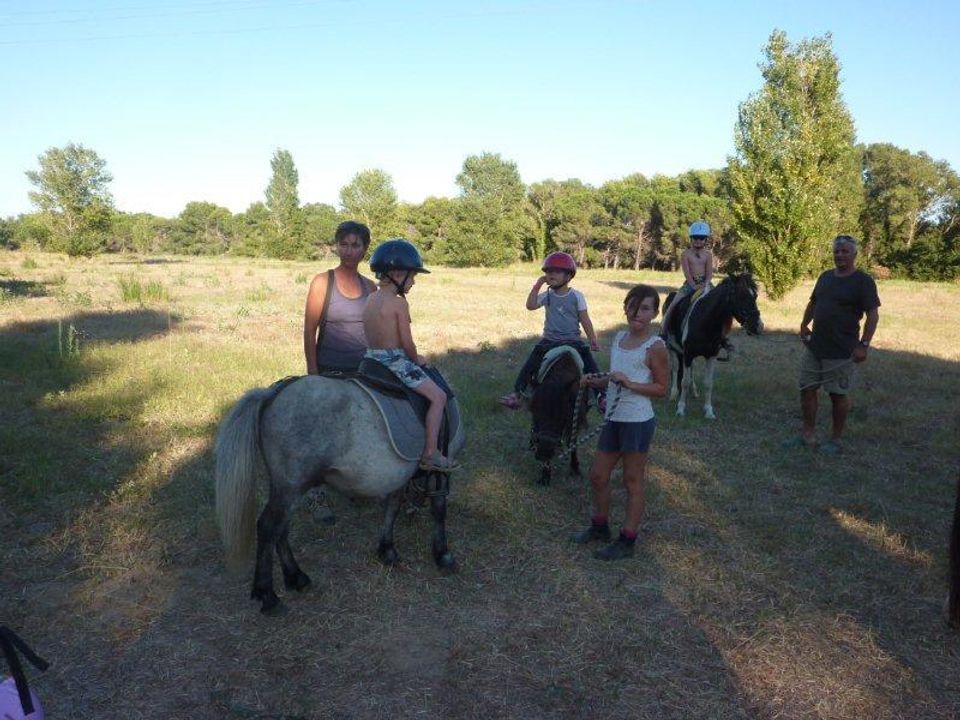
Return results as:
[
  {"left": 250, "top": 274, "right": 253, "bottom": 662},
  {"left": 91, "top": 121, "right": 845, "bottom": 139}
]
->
[{"left": 689, "top": 221, "right": 711, "bottom": 238}]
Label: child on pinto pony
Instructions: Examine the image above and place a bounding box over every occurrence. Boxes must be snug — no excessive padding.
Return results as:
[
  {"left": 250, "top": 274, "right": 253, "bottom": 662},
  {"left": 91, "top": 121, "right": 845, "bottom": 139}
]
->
[
  {"left": 499, "top": 252, "right": 601, "bottom": 410},
  {"left": 660, "top": 221, "right": 732, "bottom": 358},
  {"left": 362, "top": 239, "right": 459, "bottom": 473}
]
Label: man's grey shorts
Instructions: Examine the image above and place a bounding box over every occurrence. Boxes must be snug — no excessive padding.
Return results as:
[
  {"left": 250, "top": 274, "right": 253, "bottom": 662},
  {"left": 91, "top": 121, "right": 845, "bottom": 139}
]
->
[{"left": 799, "top": 346, "right": 856, "bottom": 395}]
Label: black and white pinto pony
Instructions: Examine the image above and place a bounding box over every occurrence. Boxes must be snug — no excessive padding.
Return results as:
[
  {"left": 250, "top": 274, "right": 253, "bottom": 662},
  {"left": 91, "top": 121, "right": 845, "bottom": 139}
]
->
[
  {"left": 663, "top": 273, "right": 763, "bottom": 419},
  {"left": 214, "top": 375, "right": 465, "bottom": 614},
  {"left": 528, "top": 350, "right": 588, "bottom": 485}
]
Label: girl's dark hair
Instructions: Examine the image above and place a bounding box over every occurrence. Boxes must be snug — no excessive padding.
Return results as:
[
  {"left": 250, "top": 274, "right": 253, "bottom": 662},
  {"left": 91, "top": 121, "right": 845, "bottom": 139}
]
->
[
  {"left": 335, "top": 221, "right": 372, "bottom": 248},
  {"left": 624, "top": 284, "right": 660, "bottom": 315}
]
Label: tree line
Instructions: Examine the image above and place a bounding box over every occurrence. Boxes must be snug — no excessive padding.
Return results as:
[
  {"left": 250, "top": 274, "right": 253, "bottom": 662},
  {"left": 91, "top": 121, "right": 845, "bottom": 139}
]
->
[{"left": 2, "top": 31, "right": 958, "bottom": 298}]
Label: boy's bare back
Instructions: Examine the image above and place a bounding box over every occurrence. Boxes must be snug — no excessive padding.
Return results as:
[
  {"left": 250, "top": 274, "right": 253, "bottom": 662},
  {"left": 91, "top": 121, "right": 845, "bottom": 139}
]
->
[{"left": 363, "top": 289, "right": 410, "bottom": 350}]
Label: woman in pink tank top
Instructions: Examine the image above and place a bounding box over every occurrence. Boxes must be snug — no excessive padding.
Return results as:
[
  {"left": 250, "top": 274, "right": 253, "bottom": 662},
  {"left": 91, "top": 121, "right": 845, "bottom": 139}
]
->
[{"left": 303, "top": 221, "right": 378, "bottom": 373}]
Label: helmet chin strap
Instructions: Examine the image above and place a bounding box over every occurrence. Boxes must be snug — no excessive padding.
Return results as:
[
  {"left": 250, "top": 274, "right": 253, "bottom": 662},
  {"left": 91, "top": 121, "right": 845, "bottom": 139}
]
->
[{"left": 387, "top": 270, "right": 413, "bottom": 296}]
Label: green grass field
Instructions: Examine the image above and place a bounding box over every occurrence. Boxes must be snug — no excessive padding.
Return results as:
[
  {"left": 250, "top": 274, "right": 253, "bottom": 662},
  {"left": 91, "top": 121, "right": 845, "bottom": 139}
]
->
[{"left": 1, "top": 250, "right": 958, "bottom": 719}]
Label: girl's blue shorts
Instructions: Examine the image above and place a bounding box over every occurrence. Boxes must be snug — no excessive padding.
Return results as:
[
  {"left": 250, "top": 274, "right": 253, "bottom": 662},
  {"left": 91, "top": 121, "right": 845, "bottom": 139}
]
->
[{"left": 598, "top": 418, "right": 656, "bottom": 454}]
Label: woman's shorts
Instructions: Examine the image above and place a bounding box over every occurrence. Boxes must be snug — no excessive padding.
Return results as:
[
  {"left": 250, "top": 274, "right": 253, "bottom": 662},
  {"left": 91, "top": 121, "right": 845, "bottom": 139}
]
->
[
  {"left": 598, "top": 418, "right": 656, "bottom": 454},
  {"left": 365, "top": 348, "right": 427, "bottom": 388}
]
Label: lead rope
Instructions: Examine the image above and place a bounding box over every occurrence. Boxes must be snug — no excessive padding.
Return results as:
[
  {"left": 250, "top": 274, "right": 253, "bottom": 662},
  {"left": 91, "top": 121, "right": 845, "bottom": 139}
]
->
[{"left": 551, "top": 373, "right": 623, "bottom": 467}]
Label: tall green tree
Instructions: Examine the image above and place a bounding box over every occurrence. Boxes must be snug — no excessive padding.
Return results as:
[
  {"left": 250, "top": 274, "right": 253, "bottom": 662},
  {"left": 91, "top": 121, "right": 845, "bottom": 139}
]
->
[
  {"left": 263, "top": 148, "right": 304, "bottom": 258},
  {"left": 25, "top": 143, "right": 115, "bottom": 257},
  {"left": 339, "top": 169, "right": 400, "bottom": 240},
  {"left": 728, "top": 30, "right": 862, "bottom": 298},
  {"left": 454, "top": 152, "right": 529, "bottom": 265}
]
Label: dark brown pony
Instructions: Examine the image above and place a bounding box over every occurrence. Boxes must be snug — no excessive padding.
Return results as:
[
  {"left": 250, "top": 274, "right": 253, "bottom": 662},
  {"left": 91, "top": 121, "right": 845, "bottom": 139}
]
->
[{"left": 528, "top": 351, "right": 588, "bottom": 485}]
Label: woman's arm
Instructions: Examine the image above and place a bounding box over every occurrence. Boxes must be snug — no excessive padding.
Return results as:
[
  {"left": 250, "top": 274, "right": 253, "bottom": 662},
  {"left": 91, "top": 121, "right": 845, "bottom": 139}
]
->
[{"left": 303, "top": 272, "right": 329, "bottom": 374}]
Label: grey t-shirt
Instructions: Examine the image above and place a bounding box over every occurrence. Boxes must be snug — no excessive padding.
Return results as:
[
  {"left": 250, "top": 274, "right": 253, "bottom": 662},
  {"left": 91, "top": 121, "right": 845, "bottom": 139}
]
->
[
  {"left": 537, "top": 287, "right": 587, "bottom": 342},
  {"left": 809, "top": 269, "right": 880, "bottom": 359}
]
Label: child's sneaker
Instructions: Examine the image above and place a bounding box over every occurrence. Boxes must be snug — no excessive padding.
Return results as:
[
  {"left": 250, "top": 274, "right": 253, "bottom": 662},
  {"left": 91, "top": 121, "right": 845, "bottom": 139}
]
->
[
  {"left": 498, "top": 392, "right": 522, "bottom": 410},
  {"left": 419, "top": 451, "right": 461, "bottom": 473},
  {"left": 569, "top": 522, "right": 611, "bottom": 544},
  {"left": 594, "top": 534, "right": 636, "bottom": 561}
]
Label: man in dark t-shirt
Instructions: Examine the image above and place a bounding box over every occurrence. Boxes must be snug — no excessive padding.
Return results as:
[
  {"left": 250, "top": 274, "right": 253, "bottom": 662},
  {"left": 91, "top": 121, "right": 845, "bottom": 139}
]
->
[{"left": 787, "top": 235, "right": 881, "bottom": 454}]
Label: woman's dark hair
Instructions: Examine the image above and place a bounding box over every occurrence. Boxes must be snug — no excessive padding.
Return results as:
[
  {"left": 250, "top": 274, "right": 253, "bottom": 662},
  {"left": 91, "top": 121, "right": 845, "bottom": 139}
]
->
[
  {"left": 624, "top": 284, "right": 660, "bottom": 316},
  {"left": 335, "top": 221, "right": 372, "bottom": 248}
]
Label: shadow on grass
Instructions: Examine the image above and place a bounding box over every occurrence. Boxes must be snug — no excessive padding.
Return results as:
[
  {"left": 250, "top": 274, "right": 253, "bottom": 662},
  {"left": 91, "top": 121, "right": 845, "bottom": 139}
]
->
[
  {"left": 0, "top": 278, "right": 47, "bottom": 298},
  {"left": 2, "top": 308, "right": 959, "bottom": 717}
]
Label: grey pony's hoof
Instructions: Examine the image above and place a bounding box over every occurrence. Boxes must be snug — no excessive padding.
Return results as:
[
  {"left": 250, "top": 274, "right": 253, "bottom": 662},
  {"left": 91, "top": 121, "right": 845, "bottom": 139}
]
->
[
  {"left": 435, "top": 552, "right": 458, "bottom": 574},
  {"left": 283, "top": 570, "right": 312, "bottom": 592}
]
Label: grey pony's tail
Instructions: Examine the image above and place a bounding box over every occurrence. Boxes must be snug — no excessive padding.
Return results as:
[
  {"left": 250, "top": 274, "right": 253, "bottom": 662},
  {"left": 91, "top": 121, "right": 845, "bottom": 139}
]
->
[
  {"left": 949, "top": 474, "right": 960, "bottom": 628},
  {"left": 214, "top": 379, "right": 301, "bottom": 569}
]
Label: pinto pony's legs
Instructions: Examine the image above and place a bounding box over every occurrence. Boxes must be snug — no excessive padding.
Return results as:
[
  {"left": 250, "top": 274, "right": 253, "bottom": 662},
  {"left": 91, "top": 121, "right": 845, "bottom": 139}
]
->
[
  {"left": 378, "top": 488, "right": 405, "bottom": 566},
  {"left": 677, "top": 360, "right": 693, "bottom": 417},
  {"left": 703, "top": 357, "right": 718, "bottom": 420}
]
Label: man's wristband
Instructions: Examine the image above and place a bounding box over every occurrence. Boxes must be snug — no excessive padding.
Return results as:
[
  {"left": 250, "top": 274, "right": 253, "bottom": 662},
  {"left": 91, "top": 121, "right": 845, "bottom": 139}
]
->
[{"left": 859, "top": 339, "right": 870, "bottom": 347}]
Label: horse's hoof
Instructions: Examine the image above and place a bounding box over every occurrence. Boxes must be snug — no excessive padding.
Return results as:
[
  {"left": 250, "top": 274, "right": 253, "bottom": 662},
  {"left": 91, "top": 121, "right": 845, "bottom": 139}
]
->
[
  {"left": 378, "top": 545, "right": 400, "bottom": 566},
  {"left": 705, "top": 412, "right": 716, "bottom": 421},
  {"left": 252, "top": 588, "right": 283, "bottom": 615},
  {"left": 261, "top": 598, "right": 287, "bottom": 616},
  {"left": 283, "top": 570, "right": 312, "bottom": 592},
  {"left": 676, "top": 408, "right": 686, "bottom": 417},
  {"left": 435, "top": 552, "right": 458, "bottom": 574}
]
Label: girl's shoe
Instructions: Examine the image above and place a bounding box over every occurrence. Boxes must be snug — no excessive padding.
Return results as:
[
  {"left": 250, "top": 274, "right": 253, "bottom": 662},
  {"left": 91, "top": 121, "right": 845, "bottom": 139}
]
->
[{"left": 498, "top": 392, "right": 522, "bottom": 410}]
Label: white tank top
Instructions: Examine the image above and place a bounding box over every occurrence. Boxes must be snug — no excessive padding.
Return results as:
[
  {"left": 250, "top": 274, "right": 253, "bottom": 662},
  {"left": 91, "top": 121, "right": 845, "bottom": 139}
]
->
[{"left": 605, "top": 332, "right": 663, "bottom": 423}]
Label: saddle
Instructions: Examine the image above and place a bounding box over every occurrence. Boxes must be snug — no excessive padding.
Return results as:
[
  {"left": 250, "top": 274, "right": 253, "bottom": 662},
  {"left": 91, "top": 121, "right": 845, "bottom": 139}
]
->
[
  {"left": 535, "top": 345, "right": 584, "bottom": 385},
  {"left": 351, "top": 358, "right": 460, "bottom": 462}
]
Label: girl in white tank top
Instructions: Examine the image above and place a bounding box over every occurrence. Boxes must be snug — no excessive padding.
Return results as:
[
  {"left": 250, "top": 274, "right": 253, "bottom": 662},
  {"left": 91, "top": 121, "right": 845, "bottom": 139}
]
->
[{"left": 571, "top": 285, "right": 670, "bottom": 562}]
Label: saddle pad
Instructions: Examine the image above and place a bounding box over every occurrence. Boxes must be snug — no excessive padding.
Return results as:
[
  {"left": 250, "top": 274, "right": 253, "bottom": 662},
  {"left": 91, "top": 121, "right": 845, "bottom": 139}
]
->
[
  {"left": 681, "top": 284, "right": 713, "bottom": 344},
  {"left": 350, "top": 379, "right": 461, "bottom": 462},
  {"left": 536, "top": 345, "right": 584, "bottom": 385}
]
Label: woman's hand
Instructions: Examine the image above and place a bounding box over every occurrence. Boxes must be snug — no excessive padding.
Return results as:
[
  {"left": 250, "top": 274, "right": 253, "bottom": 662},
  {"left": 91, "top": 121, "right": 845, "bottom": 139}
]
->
[{"left": 609, "top": 371, "right": 629, "bottom": 385}]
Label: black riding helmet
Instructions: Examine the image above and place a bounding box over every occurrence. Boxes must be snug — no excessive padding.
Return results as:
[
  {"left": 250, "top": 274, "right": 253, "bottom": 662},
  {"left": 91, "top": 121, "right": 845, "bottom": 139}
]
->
[{"left": 370, "top": 239, "right": 430, "bottom": 295}]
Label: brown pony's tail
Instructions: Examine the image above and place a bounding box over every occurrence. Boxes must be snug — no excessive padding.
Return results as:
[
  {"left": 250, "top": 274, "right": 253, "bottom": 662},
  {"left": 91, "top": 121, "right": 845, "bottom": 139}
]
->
[
  {"left": 214, "top": 386, "right": 273, "bottom": 570},
  {"left": 949, "top": 474, "right": 960, "bottom": 628}
]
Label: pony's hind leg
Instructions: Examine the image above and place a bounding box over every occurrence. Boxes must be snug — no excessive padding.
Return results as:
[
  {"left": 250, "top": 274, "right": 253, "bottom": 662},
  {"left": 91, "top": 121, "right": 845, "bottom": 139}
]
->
[
  {"left": 252, "top": 496, "right": 288, "bottom": 614},
  {"left": 378, "top": 487, "right": 405, "bottom": 566},
  {"left": 429, "top": 474, "right": 457, "bottom": 573},
  {"left": 276, "top": 512, "right": 311, "bottom": 593}
]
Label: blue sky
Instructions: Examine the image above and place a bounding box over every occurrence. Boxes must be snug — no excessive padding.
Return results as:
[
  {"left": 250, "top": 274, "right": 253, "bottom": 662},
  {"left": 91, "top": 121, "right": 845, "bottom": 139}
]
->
[{"left": 1, "top": 0, "right": 957, "bottom": 218}]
